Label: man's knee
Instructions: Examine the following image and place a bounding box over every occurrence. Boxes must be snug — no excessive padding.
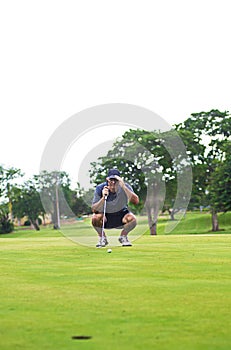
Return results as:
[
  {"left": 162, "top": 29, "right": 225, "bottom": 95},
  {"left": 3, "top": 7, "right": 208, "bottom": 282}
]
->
[
  {"left": 123, "top": 213, "right": 137, "bottom": 225},
  {"left": 92, "top": 213, "right": 103, "bottom": 227}
]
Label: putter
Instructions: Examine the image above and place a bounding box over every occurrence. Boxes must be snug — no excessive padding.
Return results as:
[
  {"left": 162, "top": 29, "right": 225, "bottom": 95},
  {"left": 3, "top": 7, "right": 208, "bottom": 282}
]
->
[{"left": 101, "top": 194, "right": 107, "bottom": 245}]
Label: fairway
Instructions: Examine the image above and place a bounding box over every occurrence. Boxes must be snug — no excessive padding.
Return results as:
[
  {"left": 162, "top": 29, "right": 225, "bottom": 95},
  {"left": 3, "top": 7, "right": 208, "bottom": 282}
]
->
[{"left": 1, "top": 220, "right": 231, "bottom": 350}]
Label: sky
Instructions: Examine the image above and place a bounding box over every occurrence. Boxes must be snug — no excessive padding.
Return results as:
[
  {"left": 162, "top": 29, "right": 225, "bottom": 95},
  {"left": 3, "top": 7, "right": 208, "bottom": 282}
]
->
[{"left": 1, "top": 0, "right": 230, "bottom": 189}]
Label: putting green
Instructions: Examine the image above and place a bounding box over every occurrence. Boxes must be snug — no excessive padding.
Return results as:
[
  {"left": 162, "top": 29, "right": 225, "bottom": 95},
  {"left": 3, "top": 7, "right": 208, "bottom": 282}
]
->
[{"left": 1, "top": 227, "right": 231, "bottom": 350}]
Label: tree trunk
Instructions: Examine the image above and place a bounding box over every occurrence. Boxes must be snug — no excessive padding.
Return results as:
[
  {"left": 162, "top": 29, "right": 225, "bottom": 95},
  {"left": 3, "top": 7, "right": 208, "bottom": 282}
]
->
[
  {"left": 168, "top": 209, "right": 176, "bottom": 221},
  {"left": 31, "top": 219, "right": 40, "bottom": 231},
  {"left": 42, "top": 214, "right": 46, "bottom": 226},
  {"left": 146, "top": 203, "right": 157, "bottom": 235},
  {"left": 51, "top": 212, "right": 58, "bottom": 229},
  {"left": 212, "top": 210, "right": 219, "bottom": 231},
  {"left": 150, "top": 222, "right": 157, "bottom": 235}
]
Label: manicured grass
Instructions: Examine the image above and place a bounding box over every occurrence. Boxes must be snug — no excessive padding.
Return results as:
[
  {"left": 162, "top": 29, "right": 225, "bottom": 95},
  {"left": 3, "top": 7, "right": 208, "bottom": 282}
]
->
[
  {"left": 156, "top": 211, "right": 231, "bottom": 235},
  {"left": 1, "top": 214, "right": 231, "bottom": 349}
]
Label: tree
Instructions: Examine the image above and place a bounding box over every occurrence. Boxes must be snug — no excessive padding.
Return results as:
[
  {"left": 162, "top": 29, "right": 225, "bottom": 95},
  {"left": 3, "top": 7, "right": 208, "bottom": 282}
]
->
[
  {"left": 0, "top": 203, "right": 14, "bottom": 234},
  {"left": 176, "top": 109, "right": 231, "bottom": 231},
  {"left": 36, "top": 171, "right": 75, "bottom": 228},
  {"left": 208, "top": 143, "right": 231, "bottom": 230},
  {"left": 175, "top": 128, "right": 208, "bottom": 210},
  {"left": 0, "top": 166, "right": 23, "bottom": 219},
  {"left": 0, "top": 166, "right": 23, "bottom": 232},
  {"left": 12, "top": 181, "right": 45, "bottom": 231}
]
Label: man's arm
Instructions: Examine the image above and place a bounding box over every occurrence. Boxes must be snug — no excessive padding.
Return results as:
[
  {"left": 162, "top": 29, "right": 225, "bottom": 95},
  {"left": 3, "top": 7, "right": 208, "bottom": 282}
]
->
[
  {"left": 91, "top": 186, "right": 109, "bottom": 213},
  {"left": 114, "top": 176, "right": 139, "bottom": 205}
]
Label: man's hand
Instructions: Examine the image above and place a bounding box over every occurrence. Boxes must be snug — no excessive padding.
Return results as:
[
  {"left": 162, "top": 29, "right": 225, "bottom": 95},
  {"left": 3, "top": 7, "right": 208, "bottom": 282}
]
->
[
  {"left": 102, "top": 186, "right": 109, "bottom": 198},
  {"left": 114, "top": 175, "right": 139, "bottom": 205},
  {"left": 114, "top": 175, "right": 125, "bottom": 189}
]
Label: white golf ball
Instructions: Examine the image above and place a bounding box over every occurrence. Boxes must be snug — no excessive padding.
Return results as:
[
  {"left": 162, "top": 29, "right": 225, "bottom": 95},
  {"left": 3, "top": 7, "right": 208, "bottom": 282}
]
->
[{"left": 107, "top": 249, "right": 112, "bottom": 253}]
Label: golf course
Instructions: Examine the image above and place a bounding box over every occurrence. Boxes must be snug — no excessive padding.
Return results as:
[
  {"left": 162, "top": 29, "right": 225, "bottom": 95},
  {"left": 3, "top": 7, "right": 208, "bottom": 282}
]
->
[{"left": 1, "top": 212, "right": 231, "bottom": 350}]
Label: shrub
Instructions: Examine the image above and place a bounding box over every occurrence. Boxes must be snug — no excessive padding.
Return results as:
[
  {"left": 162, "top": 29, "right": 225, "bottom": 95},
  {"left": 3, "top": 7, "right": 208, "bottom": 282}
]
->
[
  {"left": 24, "top": 220, "right": 31, "bottom": 226},
  {"left": 0, "top": 204, "right": 14, "bottom": 234},
  {"left": 38, "top": 217, "right": 42, "bottom": 226},
  {"left": 0, "top": 215, "right": 14, "bottom": 234}
]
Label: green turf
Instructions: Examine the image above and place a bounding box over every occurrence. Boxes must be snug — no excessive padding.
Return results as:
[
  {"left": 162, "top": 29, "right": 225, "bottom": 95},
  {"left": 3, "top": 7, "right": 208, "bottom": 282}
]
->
[
  {"left": 156, "top": 211, "right": 231, "bottom": 235},
  {"left": 0, "top": 213, "right": 231, "bottom": 349}
]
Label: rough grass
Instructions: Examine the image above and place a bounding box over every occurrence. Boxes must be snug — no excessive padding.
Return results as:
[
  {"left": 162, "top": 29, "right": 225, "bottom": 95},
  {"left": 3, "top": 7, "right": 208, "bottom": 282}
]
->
[
  {"left": 155, "top": 211, "right": 231, "bottom": 235},
  {"left": 0, "top": 212, "right": 231, "bottom": 350}
]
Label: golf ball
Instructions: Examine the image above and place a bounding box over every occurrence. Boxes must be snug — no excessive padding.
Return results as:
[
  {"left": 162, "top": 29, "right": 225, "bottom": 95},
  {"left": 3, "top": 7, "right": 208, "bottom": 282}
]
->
[{"left": 107, "top": 249, "right": 112, "bottom": 253}]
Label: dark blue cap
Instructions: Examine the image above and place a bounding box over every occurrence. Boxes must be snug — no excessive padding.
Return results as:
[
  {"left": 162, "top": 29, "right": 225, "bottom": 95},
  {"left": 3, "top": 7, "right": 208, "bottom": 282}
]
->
[{"left": 107, "top": 169, "right": 121, "bottom": 179}]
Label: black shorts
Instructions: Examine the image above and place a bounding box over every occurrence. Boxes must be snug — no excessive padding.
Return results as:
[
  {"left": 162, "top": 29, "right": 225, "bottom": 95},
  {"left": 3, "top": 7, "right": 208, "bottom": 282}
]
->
[{"left": 105, "top": 208, "right": 130, "bottom": 229}]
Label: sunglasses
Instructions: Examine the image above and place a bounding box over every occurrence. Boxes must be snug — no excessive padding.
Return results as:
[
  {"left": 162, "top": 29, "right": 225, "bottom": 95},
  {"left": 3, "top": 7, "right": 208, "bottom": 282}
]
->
[{"left": 108, "top": 178, "right": 118, "bottom": 183}]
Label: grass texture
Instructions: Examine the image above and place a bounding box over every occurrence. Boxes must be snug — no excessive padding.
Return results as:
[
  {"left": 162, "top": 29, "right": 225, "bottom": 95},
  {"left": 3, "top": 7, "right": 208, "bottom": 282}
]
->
[{"left": 0, "top": 212, "right": 231, "bottom": 350}]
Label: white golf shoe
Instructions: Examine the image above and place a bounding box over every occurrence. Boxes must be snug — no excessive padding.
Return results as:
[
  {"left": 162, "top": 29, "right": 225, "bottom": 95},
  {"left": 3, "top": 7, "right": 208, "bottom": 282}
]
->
[
  {"left": 118, "top": 235, "right": 132, "bottom": 246},
  {"left": 96, "top": 236, "right": 109, "bottom": 248}
]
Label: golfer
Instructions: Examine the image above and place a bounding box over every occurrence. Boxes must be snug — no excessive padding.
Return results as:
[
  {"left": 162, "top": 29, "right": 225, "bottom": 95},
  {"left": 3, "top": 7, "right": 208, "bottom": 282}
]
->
[{"left": 91, "top": 169, "right": 139, "bottom": 247}]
